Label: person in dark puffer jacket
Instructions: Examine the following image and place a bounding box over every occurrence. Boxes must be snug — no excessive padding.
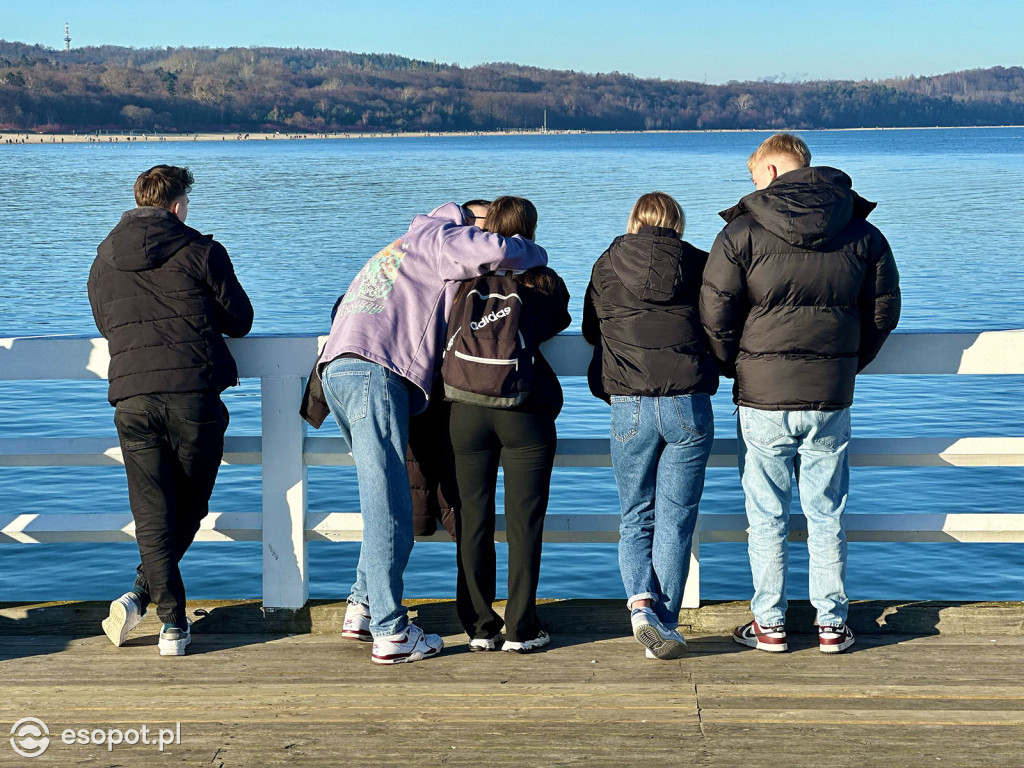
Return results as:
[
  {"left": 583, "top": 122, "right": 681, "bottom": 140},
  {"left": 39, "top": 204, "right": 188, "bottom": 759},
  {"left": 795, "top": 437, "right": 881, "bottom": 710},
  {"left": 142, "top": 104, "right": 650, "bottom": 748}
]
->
[
  {"left": 88, "top": 165, "right": 253, "bottom": 656},
  {"left": 583, "top": 191, "right": 718, "bottom": 661},
  {"left": 700, "top": 133, "right": 900, "bottom": 656}
]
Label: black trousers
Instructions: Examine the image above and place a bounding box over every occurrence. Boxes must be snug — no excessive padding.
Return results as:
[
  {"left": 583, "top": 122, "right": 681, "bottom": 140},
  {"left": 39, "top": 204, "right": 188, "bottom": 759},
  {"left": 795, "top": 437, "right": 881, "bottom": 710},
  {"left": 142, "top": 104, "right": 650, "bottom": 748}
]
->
[
  {"left": 449, "top": 403, "right": 556, "bottom": 642},
  {"left": 113, "top": 392, "right": 228, "bottom": 627}
]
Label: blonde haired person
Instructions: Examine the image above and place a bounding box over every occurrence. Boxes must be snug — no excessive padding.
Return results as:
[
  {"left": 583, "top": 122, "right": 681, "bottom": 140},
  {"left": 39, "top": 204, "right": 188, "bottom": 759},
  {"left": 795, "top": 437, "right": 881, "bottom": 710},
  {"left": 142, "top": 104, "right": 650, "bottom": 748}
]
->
[
  {"left": 700, "top": 133, "right": 900, "bottom": 654},
  {"left": 582, "top": 192, "right": 718, "bottom": 660}
]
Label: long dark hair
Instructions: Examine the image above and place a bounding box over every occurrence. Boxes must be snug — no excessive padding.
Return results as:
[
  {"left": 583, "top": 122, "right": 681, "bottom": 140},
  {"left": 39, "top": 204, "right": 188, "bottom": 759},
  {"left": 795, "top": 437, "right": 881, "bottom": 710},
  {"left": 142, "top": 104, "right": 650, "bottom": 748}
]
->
[{"left": 481, "top": 196, "right": 556, "bottom": 292}]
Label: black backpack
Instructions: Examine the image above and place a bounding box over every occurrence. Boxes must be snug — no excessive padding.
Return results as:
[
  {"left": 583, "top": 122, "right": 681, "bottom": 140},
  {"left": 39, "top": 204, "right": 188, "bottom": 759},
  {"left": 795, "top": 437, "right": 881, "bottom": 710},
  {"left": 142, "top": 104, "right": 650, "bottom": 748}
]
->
[{"left": 442, "top": 273, "right": 536, "bottom": 408}]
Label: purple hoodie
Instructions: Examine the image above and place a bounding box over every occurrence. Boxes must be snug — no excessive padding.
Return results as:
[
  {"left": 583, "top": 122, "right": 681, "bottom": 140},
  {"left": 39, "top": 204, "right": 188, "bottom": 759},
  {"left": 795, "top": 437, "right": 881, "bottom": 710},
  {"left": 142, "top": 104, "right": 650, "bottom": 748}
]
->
[{"left": 319, "top": 203, "right": 548, "bottom": 413}]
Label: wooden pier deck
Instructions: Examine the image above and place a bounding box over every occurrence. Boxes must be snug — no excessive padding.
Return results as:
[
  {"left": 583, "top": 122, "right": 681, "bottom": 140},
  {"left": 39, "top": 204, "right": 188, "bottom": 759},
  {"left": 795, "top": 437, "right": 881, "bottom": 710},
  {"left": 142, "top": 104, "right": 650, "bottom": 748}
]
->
[{"left": 2, "top": 600, "right": 1023, "bottom": 767}]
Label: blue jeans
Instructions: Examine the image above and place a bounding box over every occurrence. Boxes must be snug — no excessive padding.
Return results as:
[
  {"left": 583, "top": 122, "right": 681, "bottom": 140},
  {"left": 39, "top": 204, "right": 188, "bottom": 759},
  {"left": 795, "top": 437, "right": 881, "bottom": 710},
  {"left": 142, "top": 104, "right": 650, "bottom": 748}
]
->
[
  {"left": 610, "top": 394, "right": 713, "bottom": 629},
  {"left": 322, "top": 358, "right": 414, "bottom": 637},
  {"left": 737, "top": 406, "right": 851, "bottom": 628}
]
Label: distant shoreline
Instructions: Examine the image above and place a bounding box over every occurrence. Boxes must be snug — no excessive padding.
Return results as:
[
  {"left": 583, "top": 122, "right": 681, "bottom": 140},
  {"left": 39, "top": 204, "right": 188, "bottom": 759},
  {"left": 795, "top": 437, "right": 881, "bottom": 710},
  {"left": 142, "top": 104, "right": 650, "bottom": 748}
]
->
[{"left": 2, "top": 125, "right": 1022, "bottom": 145}]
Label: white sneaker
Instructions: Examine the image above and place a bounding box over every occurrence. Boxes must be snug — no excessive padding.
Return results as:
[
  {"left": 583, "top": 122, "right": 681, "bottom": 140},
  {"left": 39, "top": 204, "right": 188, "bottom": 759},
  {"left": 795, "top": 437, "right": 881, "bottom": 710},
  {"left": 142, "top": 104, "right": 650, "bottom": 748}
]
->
[
  {"left": 101, "top": 592, "right": 145, "bottom": 647},
  {"left": 342, "top": 602, "right": 372, "bottom": 641},
  {"left": 468, "top": 637, "right": 498, "bottom": 652},
  {"left": 371, "top": 624, "right": 443, "bottom": 665},
  {"left": 631, "top": 608, "right": 687, "bottom": 660},
  {"left": 158, "top": 619, "right": 193, "bottom": 657},
  {"left": 501, "top": 630, "right": 551, "bottom": 654}
]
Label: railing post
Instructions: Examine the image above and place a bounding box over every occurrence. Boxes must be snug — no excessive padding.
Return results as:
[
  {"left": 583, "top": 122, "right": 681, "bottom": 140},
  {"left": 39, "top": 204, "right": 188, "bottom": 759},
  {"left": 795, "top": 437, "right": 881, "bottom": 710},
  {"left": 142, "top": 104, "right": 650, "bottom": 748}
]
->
[
  {"left": 681, "top": 518, "right": 700, "bottom": 608},
  {"left": 261, "top": 375, "right": 309, "bottom": 610}
]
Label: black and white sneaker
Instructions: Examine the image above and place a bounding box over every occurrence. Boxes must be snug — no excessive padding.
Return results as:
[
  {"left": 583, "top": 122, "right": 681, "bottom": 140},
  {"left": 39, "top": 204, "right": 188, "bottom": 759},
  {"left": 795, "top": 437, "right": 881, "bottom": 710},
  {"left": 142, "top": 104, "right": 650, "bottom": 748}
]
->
[
  {"left": 468, "top": 637, "right": 498, "bottom": 652},
  {"left": 501, "top": 630, "right": 550, "bottom": 653}
]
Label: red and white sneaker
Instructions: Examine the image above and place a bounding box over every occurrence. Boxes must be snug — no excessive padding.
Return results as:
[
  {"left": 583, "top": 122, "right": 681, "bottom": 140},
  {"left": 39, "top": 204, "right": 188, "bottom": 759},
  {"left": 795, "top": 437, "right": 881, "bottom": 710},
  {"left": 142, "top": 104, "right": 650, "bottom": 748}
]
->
[
  {"left": 818, "top": 624, "right": 855, "bottom": 654},
  {"left": 341, "top": 602, "right": 372, "bottom": 641},
  {"left": 371, "top": 624, "right": 444, "bottom": 665},
  {"left": 732, "top": 619, "right": 788, "bottom": 652}
]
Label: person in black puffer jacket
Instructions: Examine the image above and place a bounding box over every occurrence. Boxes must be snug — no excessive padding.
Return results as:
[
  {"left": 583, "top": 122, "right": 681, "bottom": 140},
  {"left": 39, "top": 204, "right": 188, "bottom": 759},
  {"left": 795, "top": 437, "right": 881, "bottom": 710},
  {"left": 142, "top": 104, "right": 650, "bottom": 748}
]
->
[
  {"left": 583, "top": 191, "right": 718, "bottom": 661},
  {"left": 700, "top": 133, "right": 900, "bottom": 655},
  {"left": 88, "top": 165, "right": 253, "bottom": 656}
]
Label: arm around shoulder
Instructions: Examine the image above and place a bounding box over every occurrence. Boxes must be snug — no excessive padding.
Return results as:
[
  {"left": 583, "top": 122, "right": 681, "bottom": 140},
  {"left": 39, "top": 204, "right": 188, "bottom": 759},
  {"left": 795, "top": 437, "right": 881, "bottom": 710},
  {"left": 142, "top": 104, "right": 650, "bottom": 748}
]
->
[{"left": 438, "top": 226, "right": 547, "bottom": 281}]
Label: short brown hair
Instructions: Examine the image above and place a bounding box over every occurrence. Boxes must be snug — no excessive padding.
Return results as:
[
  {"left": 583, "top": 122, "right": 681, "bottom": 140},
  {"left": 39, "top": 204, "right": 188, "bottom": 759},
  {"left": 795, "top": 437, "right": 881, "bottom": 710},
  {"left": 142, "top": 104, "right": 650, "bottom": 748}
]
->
[
  {"left": 134, "top": 165, "right": 194, "bottom": 208},
  {"left": 483, "top": 196, "right": 537, "bottom": 241},
  {"left": 747, "top": 133, "right": 811, "bottom": 172},
  {"left": 627, "top": 192, "right": 684, "bottom": 236}
]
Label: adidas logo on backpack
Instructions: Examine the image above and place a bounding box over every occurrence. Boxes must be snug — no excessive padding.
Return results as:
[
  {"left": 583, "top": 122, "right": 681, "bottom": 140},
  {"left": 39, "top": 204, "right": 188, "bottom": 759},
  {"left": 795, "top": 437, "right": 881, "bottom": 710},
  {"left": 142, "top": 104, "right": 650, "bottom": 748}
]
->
[{"left": 442, "top": 273, "right": 536, "bottom": 408}]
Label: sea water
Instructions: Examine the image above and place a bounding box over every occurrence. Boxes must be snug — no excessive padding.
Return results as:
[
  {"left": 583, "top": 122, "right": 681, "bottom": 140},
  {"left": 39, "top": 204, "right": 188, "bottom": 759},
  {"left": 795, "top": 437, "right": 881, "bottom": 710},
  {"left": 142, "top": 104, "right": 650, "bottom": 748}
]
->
[{"left": 1, "top": 128, "right": 1022, "bottom": 602}]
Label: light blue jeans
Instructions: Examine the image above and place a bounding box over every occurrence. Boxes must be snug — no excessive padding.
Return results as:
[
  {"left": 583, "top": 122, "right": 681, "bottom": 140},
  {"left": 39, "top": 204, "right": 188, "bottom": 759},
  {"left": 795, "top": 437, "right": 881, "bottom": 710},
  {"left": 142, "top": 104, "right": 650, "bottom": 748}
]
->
[
  {"left": 610, "top": 394, "right": 714, "bottom": 629},
  {"left": 737, "top": 406, "right": 851, "bottom": 628},
  {"left": 322, "top": 358, "right": 414, "bottom": 638}
]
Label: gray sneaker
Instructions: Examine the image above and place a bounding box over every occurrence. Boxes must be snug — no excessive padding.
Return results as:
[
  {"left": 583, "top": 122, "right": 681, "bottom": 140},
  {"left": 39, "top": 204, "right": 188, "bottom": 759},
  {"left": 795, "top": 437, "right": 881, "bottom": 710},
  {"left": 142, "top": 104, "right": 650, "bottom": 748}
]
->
[
  {"left": 158, "top": 619, "right": 193, "bottom": 657},
  {"left": 631, "top": 607, "right": 687, "bottom": 660},
  {"left": 102, "top": 592, "right": 145, "bottom": 647}
]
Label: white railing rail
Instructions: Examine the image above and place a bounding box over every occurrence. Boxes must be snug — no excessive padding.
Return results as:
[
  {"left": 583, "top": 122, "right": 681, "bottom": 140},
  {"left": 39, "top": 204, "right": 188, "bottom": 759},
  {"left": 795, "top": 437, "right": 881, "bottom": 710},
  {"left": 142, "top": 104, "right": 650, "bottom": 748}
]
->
[{"left": 1, "top": 331, "right": 1023, "bottom": 610}]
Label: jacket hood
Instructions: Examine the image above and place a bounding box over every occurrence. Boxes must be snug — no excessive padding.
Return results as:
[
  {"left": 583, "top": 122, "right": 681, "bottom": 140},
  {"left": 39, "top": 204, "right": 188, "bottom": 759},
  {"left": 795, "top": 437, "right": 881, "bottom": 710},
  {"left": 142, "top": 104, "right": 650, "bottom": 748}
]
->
[
  {"left": 96, "top": 207, "right": 203, "bottom": 272},
  {"left": 608, "top": 226, "right": 690, "bottom": 305},
  {"left": 719, "top": 166, "right": 877, "bottom": 249}
]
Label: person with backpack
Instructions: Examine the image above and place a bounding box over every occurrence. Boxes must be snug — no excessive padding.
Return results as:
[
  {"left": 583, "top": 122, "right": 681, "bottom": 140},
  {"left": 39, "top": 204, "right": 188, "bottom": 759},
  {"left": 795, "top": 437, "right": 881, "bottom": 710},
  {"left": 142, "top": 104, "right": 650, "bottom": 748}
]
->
[
  {"left": 582, "top": 192, "right": 718, "bottom": 660},
  {"left": 443, "top": 196, "right": 571, "bottom": 653},
  {"left": 316, "top": 200, "right": 547, "bottom": 665}
]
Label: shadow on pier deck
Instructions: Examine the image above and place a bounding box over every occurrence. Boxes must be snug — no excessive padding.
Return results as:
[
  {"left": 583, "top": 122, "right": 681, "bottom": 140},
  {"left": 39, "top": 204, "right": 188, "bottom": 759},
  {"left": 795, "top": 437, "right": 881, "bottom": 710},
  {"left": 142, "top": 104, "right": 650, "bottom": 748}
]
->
[{"left": 2, "top": 600, "right": 1023, "bottom": 767}]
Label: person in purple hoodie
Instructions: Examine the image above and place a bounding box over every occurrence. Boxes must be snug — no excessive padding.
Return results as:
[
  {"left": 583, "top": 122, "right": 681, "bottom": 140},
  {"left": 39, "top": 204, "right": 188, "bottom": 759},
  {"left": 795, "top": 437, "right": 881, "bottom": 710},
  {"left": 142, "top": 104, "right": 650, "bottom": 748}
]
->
[{"left": 318, "top": 202, "right": 548, "bottom": 665}]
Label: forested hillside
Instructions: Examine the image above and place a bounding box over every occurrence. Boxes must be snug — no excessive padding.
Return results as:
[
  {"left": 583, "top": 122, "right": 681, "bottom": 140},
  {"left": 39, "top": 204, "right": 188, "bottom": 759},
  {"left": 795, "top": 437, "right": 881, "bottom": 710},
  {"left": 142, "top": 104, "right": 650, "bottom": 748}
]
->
[{"left": 1, "top": 40, "right": 1022, "bottom": 133}]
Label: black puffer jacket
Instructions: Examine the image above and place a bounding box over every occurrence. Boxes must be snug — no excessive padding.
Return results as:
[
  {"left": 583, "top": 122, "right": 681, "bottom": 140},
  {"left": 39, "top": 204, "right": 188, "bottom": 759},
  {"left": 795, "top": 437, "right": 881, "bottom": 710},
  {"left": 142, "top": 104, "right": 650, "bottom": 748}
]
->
[
  {"left": 88, "top": 207, "right": 254, "bottom": 404},
  {"left": 583, "top": 226, "right": 719, "bottom": 401},
  {"left": 699, "top": 166, "right": 901, "bottom": 410}
]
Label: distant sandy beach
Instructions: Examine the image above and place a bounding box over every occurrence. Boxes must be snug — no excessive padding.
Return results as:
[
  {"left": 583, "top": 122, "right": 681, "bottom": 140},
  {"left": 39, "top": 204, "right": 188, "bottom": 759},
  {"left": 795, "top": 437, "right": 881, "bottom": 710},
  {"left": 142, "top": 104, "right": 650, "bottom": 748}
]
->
[
  {"left": 0, "top": 129, "right": 584, "bottom": 145},
  {"left": 2, "top": 124, "right": 1020, "bottom": 146}
]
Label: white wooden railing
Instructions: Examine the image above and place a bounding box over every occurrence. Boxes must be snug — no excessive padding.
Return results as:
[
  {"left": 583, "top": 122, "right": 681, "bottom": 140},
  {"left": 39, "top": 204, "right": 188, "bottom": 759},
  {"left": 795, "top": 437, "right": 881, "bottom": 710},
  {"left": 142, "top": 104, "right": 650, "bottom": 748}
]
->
[{"left": 1, "top": 331, "right": 1022, "bottom": 611}]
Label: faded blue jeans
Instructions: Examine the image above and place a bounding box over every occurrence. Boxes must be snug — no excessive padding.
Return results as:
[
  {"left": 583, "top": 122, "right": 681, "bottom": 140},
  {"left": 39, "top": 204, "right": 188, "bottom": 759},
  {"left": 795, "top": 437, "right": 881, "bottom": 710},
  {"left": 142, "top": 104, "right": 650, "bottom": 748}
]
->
[
  {"left": 738, "top": 406, "right": 851, "bottom": 628},
  {"left": 611, "top": 394, "right": 714, "bottom": 629},
  {"left": 322, "top": 358, "right": 414, "bottom": 638}
]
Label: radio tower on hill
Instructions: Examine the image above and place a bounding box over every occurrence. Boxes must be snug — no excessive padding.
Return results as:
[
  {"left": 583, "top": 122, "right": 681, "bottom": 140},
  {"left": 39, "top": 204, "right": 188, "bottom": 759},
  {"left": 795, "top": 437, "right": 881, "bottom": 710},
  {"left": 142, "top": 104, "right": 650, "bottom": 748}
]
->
[{"left": 64, "top": 23, "right": 71, "bottom": 51}]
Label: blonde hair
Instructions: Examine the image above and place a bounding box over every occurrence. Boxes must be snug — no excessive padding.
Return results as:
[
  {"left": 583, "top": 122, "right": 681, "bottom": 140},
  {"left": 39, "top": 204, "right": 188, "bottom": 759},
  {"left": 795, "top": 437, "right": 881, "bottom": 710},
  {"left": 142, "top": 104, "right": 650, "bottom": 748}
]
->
[
  {"left": 747, "top": 133, "right": 811, "bottom": 172},
  {"left": 627, "top": 192, "right": 684, "bottom": 236}
]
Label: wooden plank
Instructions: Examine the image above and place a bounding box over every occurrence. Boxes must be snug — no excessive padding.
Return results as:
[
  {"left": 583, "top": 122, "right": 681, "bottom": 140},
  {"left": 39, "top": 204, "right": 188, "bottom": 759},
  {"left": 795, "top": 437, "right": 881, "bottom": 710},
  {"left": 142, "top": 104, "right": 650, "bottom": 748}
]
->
[
  {"left": 2, "top": 599, "right": 1023, "bottom": 638},
  {"left": 2, "top": 632, "right": 1024, "bottom": 768}
]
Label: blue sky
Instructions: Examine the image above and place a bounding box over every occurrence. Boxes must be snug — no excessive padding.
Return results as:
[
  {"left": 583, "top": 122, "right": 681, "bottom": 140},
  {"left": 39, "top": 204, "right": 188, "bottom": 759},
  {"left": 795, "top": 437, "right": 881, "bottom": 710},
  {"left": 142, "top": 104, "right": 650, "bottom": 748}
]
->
[{"left": 4, "top": 1, "right": 1021, "bottom": 84}]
